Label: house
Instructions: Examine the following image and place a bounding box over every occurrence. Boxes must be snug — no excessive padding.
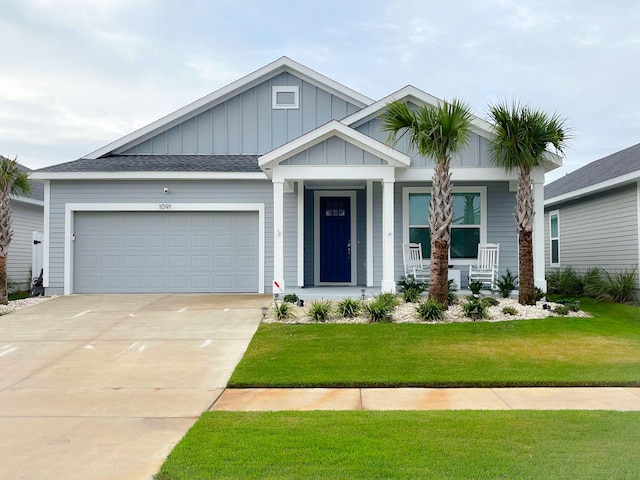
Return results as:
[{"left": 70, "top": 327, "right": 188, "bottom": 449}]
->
[
  {"left": 544, "top": 142, "right": 640, "bottom": 291},
  {"left": 7, "top": 163, "right": 44, "bottom": 291},
  {"left": 32, "top": 57, "right": 561, "bottom": 296}
]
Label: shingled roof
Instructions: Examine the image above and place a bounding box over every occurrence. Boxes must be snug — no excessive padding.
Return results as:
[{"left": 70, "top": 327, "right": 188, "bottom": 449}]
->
[
  {"left": 36, "top": 155, "right": 262, "bottom": 173},
  {"left": 545, "top": 142, "right": 640, "bottom": 200}
]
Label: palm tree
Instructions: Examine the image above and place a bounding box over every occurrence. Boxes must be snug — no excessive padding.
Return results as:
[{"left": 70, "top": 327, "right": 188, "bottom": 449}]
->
[
  {"left": 0, "top": 156, "right": 31, "bottom": 305},
  {"left": 488, "top": 101, "right": 570, "bottom": 305},
  {"left": 382, "top": 99, "right": 473, "bottom": 305}
]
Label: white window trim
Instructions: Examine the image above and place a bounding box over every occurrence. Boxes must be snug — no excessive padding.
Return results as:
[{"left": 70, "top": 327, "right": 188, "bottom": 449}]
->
[
  {"left": 549, "top": 209, "right": 560, "bottom": 267},
  {"left": 272, "top": 86, "right": 299, "bottom": 109},
  {"left": 402, "top": 186, "right": 487, "bottom": 266},
  {"left": 63, "top": 203, "right": 265, "bottom": 295}
]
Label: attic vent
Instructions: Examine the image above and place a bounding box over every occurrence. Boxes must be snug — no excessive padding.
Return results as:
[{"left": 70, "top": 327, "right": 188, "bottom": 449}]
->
[{"left": 272, "top": 86, "right": 299, "bottom": 109}]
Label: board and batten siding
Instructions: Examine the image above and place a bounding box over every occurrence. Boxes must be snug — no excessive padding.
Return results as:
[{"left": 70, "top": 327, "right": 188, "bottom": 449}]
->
[
  {"left": 46, "top": 180, "right": 273, "bottom": 295},
  {"left": 281, "top": 137, "right": 385, "bottom": 166},
  {"left": 120, "top": 72, "right": 361, "bottom": 156},
  {"left": 355, "top": 116, "right": 493, "bottom": 168},
  {"left": 7, "top": 200, "right": 44, "bottom": 289},
  {"left": 544, "top": 184, "right": 639, "bottom": 287}
]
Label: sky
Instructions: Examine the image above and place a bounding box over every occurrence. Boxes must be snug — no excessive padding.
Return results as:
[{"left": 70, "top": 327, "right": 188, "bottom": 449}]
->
[{"left": 1, "top": 0, "right": 639, "bottom": 183}]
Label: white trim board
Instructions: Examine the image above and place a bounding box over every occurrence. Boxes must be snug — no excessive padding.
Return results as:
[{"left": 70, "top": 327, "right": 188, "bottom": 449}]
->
[
  {"left": 31, "top": 172, "right": 268, "bottom": 181},
  {"left": 63, "top": 202, "right": 265, "bottom": 295}
]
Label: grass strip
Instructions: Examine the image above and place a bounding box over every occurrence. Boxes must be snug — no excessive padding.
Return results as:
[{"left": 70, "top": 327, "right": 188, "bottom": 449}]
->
[{"left": 156, "top": 410, "right": 640, "bottom": 479}]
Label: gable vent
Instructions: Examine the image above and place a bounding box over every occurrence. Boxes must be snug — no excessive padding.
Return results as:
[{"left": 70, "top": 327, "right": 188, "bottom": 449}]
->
[{"left": 272, "top": 86, "right": 299, "bottom": 109}]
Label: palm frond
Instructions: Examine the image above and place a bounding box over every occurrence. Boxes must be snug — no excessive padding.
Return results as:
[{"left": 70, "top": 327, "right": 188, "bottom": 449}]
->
[{"left": 0, "top": 156, "right": 31, "bottom": 197}]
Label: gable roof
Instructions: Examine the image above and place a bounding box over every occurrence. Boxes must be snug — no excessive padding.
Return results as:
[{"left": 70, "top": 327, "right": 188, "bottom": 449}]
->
[
  {"left": 545, "top": 142, "right": 640, "bottom": 205},
  {"left": 342, "top": 85, "right": 563, "bottom": 172},
  {"left": 83, "top": 57, "right": 374, "bottom": 160},
  {"left": 258, "top": 120, "right": 411, "bottom": 174},
  {"left": 342, "top": 85, "right": 495, "bottom": 137}
]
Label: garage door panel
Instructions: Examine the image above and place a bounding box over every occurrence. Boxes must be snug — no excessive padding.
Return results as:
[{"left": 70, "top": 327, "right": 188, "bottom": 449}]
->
[{"left": 74, "top": 211, "right": 259, "bottom": 293}]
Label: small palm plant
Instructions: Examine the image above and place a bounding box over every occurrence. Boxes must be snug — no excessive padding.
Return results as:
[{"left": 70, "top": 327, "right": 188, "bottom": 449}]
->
[
  {"left": 336, "top": 297, "right": 362, "bottom": 318},
  {"left": 308, "top": 300, "right": 333, "bottom": 322}
]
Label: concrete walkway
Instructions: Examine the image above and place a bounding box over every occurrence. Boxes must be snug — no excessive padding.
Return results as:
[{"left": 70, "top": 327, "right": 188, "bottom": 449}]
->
[
  {"left": 0, "top": 294, "right": 266, "bottom": 480},
  {"left": 212, "top": 387, "right": 640, "bottom": 411}
]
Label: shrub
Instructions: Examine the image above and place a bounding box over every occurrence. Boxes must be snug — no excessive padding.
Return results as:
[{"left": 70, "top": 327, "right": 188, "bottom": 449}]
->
[
  {"left": 272, "top": 301, "right": 295, "bottom": 320},
  {"left": 534, "top": 286, "right": 545, "bottom": 302},
  {"left": 605, "top": 267, "right": 637, "bottom": 303},
  {"left": 495, "top": 270, "right": 518, "bottom": 298},
  {"left": 308, "top": 300, "right": 333, "bottom": 322},
  {"left": 403, "top": 287, "right": 424, "bottom": 303},
  {"left": 336, "top": 297, "right": 362, "bottom": 318},
  {"left": 546, "top": 267, "right": 583, "bottom": 296},
  {"left": 396, "top": 275, "right": 428, "bottom": 294},
  {"left": 553, "top": 305, "right": 571, "bottom": 316},
  {"left": 481, "top": 297, "right": 500, "bottom": 308},
  {"left": 365, "top": 296, "right": 395, "bottom": 323},
  {"left": 468, "top": 280, "right": 483, "bottom": 296},
  {"left": 462, "top": 298, "right": 487, "bottom": 320},
  {"left": 378, "top": 292, "right": 399, "bottom": 310},
  {"left": 283, "top": 293, "right": 299, "bottom": 304},
  {"left": 582, "top": 267, "right": 607, "bottom": 298},
  {"left": 447, "top": 279, "right": 458, "bottom": 305},
  {"left": 502, "top": 306, "right": 518, "bottom": 315},
  {"left": 416, "top": 299, "right": 445, "bottom": 322}
]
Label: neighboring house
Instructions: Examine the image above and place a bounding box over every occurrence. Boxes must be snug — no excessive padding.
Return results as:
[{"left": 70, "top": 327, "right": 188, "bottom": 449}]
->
[
  {"left": 7, "top": 164, "right": 44, "bottom": 291},
  {"left": 544, "top": 142, "right": 640, "bottom": 291},
  {"left": 32, "top": 57, "right": 561, "bottom": 295}
]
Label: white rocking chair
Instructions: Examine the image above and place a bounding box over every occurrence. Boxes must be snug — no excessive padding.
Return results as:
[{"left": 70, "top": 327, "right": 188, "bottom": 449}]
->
[
  {"left": 468, "top": 243, "right": 500, "bottom": 290},
  {"left": 402, "top": 243, "right": 429, "bottom": 282}
]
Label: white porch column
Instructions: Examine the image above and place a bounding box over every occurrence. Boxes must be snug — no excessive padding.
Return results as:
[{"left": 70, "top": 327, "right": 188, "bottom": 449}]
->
[
  {"left": 273, "top": 181, "right": 285, "bottom": 292},
  {"left": 532, "top": 176, "right": 546, "bottom": 292},
  {"left": 381, "top": 180, "right": 396, "bottom": 293}
]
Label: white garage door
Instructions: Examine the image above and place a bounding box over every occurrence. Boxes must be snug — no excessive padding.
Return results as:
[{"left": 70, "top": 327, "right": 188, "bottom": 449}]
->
[{"left": 73, "top": 211, "right": 259, "bottom": 293}]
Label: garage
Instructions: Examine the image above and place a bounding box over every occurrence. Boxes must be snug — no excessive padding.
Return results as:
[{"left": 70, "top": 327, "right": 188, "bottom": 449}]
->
[{"left": 73, "top": 211, "right": 259, "bottom": 293}]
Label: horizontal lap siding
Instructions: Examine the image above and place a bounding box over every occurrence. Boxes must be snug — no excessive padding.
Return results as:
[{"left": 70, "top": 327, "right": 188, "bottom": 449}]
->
[
  {"left": 47, "top": 180, "right": 273, "bottom": 295},
  {"left": 283, "top": 187, "right": 298, "bottom": 286},
  {"left": 549, "top": 186, "right": 639, "bottom": 285},
  {"left": 7, "top": 202, "right": 44, "bottom": 288}
]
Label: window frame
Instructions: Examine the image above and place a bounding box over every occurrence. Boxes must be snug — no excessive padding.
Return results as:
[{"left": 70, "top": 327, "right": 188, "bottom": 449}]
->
[
  {"left": 272, "top": 86, "right": 300, "bottom": 109},
  {"left": 549, "top": 210, "right": 560, "bottom": 266},
  {"left": 402, "top": 186, "right": 487, "bottom": 265}
]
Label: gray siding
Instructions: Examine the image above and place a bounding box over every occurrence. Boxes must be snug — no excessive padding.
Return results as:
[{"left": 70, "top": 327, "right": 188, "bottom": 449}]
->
[
  {"left": 356, "top": 116, "right": 493, "bottom": 168},
  {"left": 47, "top": 180, "right": 273, "bottom": 295},
  {"left": 303, "top": 188, "right": 314, "bottom": 286},
  {"left": 121, "top": 72, "right": 361, "bottom": 156},
  {"left": 544, "top": 185, "right": 639, "bottom": 288},
  {"left": 283, "top": 186, "right": 298, "bottom": 286},
  {"left": 282, "top": 137, "right": 384, "bottom": 166},
  {"left": 7, "top": 201, "right": 44, "bottom": 289},
  {"left": 392, "top": 181, "right": 518, "bottom": 288}
]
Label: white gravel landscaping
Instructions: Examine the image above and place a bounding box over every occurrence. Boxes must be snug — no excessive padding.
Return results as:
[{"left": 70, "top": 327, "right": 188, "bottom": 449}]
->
[
  {"left": 0, "top": 296, "right": 56, "bottom": 316},
  {"left": 263, "top": 296, "right": 591, "bottom": 324}
]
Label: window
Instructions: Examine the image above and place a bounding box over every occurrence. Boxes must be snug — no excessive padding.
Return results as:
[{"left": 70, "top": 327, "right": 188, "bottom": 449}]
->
[
  {"left": 272, "top": 86, "right": 299, "bottom": 109},
  {"left": 404, "top": 187, "right": 486, "bottom": 261},
  {"left": 549, "top": 211, "right": 560, "bottom": 265}
]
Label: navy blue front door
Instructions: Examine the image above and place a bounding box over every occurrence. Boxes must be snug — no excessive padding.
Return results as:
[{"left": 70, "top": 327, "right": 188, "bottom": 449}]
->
[{"left": 320, "top": 197, "right": 351, "bottom": 283}]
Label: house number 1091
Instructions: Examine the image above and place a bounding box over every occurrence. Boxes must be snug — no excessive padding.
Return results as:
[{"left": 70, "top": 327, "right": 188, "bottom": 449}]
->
[{"left": 159, "top": 203, "right": 172, "bottom": 210}]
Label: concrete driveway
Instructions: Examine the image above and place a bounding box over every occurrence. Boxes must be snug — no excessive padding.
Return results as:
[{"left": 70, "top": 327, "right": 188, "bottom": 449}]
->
[{"left": 0, "top": 294, "right": 266, "bottom": 480}]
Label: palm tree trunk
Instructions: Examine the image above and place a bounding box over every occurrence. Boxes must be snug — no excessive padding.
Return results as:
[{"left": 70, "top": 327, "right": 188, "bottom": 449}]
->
[
  {"left": 0, "top": 256, "right": 7, "bottom": 305},
  {"left": 428, "top": 159, "right": 453, "bottom": 305},
  {"left": 517, "top": 168, "right": 535, "bottom": 305}
]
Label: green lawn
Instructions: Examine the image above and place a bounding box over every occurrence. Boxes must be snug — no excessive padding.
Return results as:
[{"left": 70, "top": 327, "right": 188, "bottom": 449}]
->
[
  {"left": 155, "top": 410, "right": 640, "bottom": 480},
  {"left": 229, "top": 299, "right": 640, "bottom": 387}
]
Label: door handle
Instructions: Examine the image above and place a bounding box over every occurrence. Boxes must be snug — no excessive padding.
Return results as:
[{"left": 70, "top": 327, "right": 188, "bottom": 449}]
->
[{"left": 347, "top": 241, "right": 351, "bottom": 259}]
